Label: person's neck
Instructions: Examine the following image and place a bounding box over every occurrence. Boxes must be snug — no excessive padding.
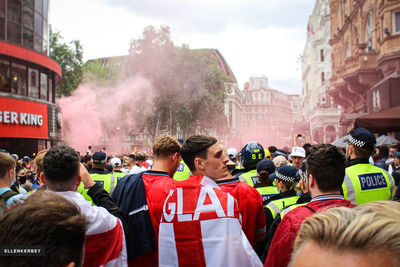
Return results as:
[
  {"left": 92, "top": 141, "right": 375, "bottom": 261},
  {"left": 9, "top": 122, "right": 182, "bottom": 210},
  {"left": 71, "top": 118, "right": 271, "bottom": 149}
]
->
[
  {"left": 216, "top": 171, "right": 233, "bottom": 181},
  {"left": 152, "top": 159, "right": 173, "bottom": 177},
  {"left": 310, "top": 189, "right": 341, "bottom": 198},
  {"left": 0, "top": 178, "right": 11, "bottom": 188}
]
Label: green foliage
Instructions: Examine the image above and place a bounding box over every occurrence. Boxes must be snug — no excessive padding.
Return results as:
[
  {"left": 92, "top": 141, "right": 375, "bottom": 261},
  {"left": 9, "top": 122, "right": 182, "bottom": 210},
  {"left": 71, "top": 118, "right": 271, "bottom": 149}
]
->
[
  {"left": 49, "top": 26, "right": 83, "bottom": 97},
  {"left": 126, "top": 25, "right": 232, "bottom": 138},
  {"left": 81, "top": 60, "right": 120, "bottom": 87}
]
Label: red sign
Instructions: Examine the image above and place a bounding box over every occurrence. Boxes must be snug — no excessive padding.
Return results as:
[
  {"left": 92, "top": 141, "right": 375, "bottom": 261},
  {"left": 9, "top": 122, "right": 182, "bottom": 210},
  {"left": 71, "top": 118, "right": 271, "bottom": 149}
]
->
[{"left": 0, "top": 97, "right": 48, "bottom": 139}]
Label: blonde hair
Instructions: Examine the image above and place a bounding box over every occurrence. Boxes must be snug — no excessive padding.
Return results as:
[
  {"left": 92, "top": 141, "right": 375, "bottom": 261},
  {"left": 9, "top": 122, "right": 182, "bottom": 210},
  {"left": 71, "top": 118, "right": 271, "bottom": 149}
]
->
[
  {"left": 152, "top": 135, "right": 181, "bottom": 158},
  {"left": 34, "top": 149, "right": 48, "bottom": 175},
  {"left": 273, "top": 156, "right": 288, "bottom": 168},
  {"left": 292, "top": 201, "right": 400, "bottom": 265}
]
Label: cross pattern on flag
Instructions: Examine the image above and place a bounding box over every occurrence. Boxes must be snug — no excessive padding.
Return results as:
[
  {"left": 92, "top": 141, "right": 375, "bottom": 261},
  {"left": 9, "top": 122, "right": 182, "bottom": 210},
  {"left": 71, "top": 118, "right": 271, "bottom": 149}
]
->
[{"left": 158, "top": 175, "right": 262, "bottom": 267}]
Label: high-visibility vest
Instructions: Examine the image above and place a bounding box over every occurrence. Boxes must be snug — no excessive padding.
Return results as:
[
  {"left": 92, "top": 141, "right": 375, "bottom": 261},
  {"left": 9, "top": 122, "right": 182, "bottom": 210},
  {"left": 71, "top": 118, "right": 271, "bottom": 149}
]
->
[
  {"left": 173, "top": 160, "right": 191, "bottom": 181},
  {"left": 112, "top": 171, "right": 127, "bottom": 180},
  {"left": 343, "top": 163, "right": 395, "bottom": 205},
  {"left": 77, "top": 173, "right": 118, "bottom": 205},
  {"left": 256, "top": 186, "right": 279, "bottom": 203},
  {"left": 279, "top": 202, "right": 308, "bottom": 219},
  {"left": 240, "top": 169, "right": 260, "bottom": 187},
  {"left": 265, "top": 195, "right": 300, "bottom": 220}
]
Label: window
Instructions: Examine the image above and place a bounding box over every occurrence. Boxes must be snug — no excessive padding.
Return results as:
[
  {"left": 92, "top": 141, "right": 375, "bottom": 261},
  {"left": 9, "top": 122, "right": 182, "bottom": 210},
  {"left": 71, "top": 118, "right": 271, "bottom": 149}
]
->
[
  {"left": 321, "top": 72, "right": 325, "bottom": 83},
  {"left": 7, "top": 0, "right": 22, "bottom": 44},
  {"left": 320, "top": 49, "right": 324, "bottom": 62},
  {"left": 35, "top": 0, "right": 43, "bottom": 13},
  {"left": 40, "top": 73, "right": 47, "bottom": 100},
  {"left": 0, "top": 59, "right": 9, "bottom": 92},
  {"left": 23, "top": 28, "right": 34, "bottom": 49},
  {"left": 0, "top": 0, "right": 5, "bottom": 39},
  {"left": 28, "top": 68, "right": 39, "bottom": 98},
  {"left": 11, "top": 63, "right": 27, "bottom": 96},
  {"left": 393, "top": 10, "right": 400, "bottom": 34},
  {"left": 48, "top": 77, "right": 53, "bottom": 102},
  {"left": 365, "top": 14, "right": 374, "bottom": 51},
  {"left": 23, "top": 5, "right": 34, "bottom": 30}
]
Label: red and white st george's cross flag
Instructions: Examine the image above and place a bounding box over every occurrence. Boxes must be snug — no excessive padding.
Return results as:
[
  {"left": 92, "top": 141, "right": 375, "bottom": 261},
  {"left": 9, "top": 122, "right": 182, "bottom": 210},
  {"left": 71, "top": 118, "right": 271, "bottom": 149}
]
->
[{"left": 159, "top": 175, "right": 262, "bottom": 267}]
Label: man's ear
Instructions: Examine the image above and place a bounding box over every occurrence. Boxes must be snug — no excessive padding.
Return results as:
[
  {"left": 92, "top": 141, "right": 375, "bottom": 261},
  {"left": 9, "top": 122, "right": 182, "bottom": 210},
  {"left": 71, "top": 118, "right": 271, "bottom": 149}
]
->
[
  {"left": 308, "top": 173, "right": 315, "bottom": 188},
  {"left": 39, "top": 172, "right": 46, "bottom": 185},
  {"left": 194, "top": 157, "right": 205, "bottom": 171},
  {"left": 75, "top": 175, "right": 82, "bottom": 188}
]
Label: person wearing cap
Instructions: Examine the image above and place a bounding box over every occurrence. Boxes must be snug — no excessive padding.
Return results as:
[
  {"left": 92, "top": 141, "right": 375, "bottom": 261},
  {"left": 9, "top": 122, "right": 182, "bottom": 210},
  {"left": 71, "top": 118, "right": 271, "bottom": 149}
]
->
[
  {"left": 342, "top": 128, "right": 395, "bottom": 205},
  {"left": 289, "top": 147, "right": 306, "bottom": 171},
  {"left": 263, "top": 165, "right": 301, "bottom": 231},
  {"left": 216, "top": 148, "right": 266, "bottom": 248},
  {"left": 265, "top": 144, "right": 354, "bottom": 267},
  {"left": 77, "top": 151, "right": 119, "bottom": 204},
  {"left": 110, "top": 157, "right": 126, "bottom": 180},
  {"left": 239, "top": 142, "right": 266, "bottom": 188},
  {"left": 255, "top": 159, "right": 279, "bottom": 202}
]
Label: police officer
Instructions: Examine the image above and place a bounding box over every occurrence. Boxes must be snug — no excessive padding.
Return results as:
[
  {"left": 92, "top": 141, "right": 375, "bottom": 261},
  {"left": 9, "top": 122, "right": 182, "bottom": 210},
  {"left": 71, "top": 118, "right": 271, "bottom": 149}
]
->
[
  {"left": 77, "top": 151, "right": 119, "bottom": 204},
  {"left": 342, "top": 128, "right": 395, "bottom": 205},
  {"left": 239, "top": 142, "right": 265, "bottom": 187},
  {"left": 264, "top": 165, "right": 300, "bottom": 229},
  {"left": 255, "top": 159, "right": 278, "bottom": 202}
]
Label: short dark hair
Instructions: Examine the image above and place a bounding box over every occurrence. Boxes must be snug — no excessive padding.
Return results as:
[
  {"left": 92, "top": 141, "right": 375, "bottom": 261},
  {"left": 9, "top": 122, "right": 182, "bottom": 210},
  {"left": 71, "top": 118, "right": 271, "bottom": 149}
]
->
[
  {"left": 0, "top": 191, "right": 87, "bottom": 267},
  {"left": 353, "top": 145, "right": 374, "bottom": 159},
  {"left": 43, "top": 145, "right": 80, "bottom": 191},
  {"left": 306, "top": 144, "right": 345, "bottom": 192},
  {"left": 181, "top": 135, "right": 217, "bottom": 172},
  {"left": 268, "top": 146, "right": 277, "bottom": 154},
  {"left": 128, "top": 154, "right": 136, "bottom": 160}
]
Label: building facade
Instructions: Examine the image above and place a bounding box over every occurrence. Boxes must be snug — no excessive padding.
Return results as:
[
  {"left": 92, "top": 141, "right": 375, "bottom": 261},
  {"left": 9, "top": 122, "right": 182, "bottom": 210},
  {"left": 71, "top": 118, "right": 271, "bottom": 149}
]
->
[
  {"left": 329, "top": 0, "right": 400, "bottom": 134},
  {"left": 0, "top": 0, "right": 62, "bottom": 157},
  {"left": 226, "top": 76, "right": 305, "bottom": 149},
  {"left": 301, "top": 0, "right": 341, "bottom": 144}
]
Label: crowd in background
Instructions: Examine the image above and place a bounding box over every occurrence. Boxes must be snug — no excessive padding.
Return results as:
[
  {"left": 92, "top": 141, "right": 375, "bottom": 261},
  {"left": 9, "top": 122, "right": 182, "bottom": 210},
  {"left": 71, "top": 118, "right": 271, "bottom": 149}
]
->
[{"left": 0, "top": 128, "right": 399, "bottom": 267}]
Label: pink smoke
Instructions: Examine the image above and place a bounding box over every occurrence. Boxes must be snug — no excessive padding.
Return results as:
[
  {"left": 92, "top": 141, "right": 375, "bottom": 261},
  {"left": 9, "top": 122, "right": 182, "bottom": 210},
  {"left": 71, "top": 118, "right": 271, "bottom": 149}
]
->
[{"left": 57, "top": 75, "right": 154, "bottom": 155}]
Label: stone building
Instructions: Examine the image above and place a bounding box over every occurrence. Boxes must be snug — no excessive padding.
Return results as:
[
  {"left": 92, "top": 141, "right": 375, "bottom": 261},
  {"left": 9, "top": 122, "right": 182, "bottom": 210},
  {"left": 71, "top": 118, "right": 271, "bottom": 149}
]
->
[
  {"left": 226, "top": 76, "right": 305, "bottom": 149},
  {"left": 329, "top": 0, "right": 400, "bottom": 134},
  {"left": 301, "top": 0, "right": 341, "bottom": 144}
]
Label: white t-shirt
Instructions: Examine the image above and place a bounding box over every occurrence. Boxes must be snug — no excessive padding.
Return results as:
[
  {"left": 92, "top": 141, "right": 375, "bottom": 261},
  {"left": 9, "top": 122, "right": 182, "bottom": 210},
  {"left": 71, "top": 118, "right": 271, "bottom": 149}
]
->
[{"left": 128, "top": 165, "right": 147, "bottom": 174}]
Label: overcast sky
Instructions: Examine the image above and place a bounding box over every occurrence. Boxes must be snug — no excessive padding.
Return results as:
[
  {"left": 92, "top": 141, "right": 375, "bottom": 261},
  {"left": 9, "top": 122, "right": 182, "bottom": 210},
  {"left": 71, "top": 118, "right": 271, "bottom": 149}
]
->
[{"left": 50, "top": 0, "right": 315, "bottom": 95}]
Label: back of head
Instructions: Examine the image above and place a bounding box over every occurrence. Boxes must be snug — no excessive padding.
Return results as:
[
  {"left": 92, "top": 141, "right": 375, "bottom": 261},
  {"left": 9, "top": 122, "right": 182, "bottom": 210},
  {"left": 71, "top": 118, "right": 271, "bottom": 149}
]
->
[
  {"left": 293, "top": 201, "right": 400, "bottom": 265},
  {"left": 306, "top": 144, "right": 345, "bottom": 192},
  {"left": 34, "top": 149, "right": 48, "bottom": 175},
  {"left": 273, "top": 155, "right": 289, "bottom": 168},
  {"left": 153, "top": 135, "right": 181, "bottom": 159},
  {"left": 181, "top": 135, "right": 217, "bottom": 172},
  {"left": 0, "top": 152, "right": 16, "bottom": 178},
  {"left": 348, "top": 127, "right": 376, "bottom": 159},
  {"left": 43, "top": 145, "right": 80, "bottom": 191},
  {"left": 91, "top": 151, "right": 107, "bottom": 169},
  {"left": 241, "top": 142, "right": 265, "bottom": 169},
  {"left": 0, "top": 190, "right": 88, "bottom": 267},
  {"left": 268, "top": 146, "right": 277, "bottom": 154}
]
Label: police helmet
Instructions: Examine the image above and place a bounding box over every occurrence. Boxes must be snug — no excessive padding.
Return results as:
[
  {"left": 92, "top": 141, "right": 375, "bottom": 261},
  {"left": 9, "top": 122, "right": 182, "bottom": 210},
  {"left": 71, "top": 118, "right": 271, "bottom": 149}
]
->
[{"left": 240, "top": 142, "right": 265, "bottom": 169}]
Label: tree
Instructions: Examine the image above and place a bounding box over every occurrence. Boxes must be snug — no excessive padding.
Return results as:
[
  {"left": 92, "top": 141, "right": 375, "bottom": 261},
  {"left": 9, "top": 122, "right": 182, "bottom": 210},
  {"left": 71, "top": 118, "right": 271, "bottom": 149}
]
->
[
  {"left": 49, "top": 26, "right": 83, "bottom": 97},
  {"left": 81, "top": 60, "right": 120, "bottom": 87},
  {"left": 126, "top": 25, "right": 232, "bottom": 138}
]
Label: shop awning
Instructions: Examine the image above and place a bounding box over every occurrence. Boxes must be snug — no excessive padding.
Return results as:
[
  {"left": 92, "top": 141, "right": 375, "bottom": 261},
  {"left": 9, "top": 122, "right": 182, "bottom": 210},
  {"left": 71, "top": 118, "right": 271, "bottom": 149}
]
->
[{"left": 355, "top": 106, "right": 400, "bottom": 132}]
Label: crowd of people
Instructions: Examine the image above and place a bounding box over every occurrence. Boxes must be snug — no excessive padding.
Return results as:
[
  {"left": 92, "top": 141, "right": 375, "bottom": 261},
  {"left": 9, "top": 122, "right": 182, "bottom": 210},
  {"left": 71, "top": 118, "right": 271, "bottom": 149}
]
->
[{"left": 0, "top": 127, "right": 399, "bottom": 267}]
